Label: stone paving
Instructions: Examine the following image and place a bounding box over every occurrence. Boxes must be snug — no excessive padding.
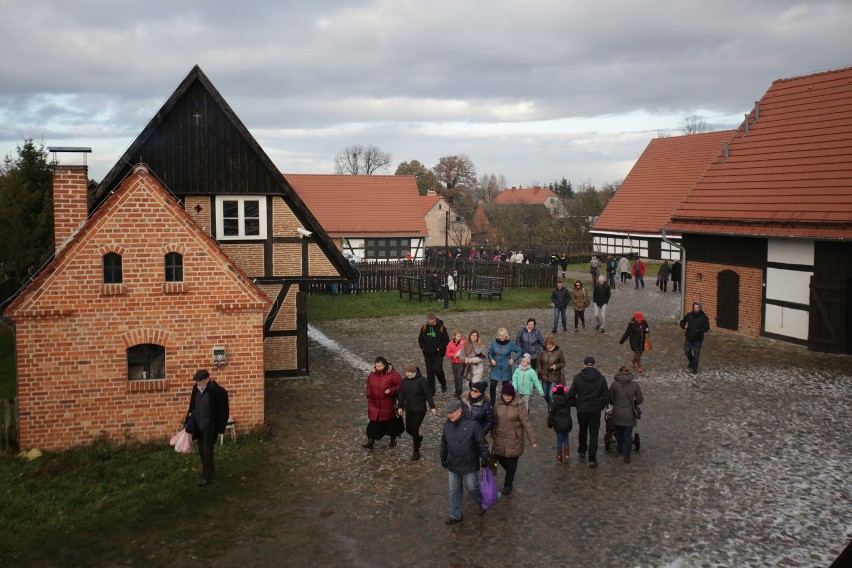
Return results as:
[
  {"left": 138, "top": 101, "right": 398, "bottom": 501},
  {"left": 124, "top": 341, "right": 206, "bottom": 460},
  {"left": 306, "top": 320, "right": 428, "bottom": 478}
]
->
[{"left": 212, "top": 275, "right": 851, "bottom": 567}]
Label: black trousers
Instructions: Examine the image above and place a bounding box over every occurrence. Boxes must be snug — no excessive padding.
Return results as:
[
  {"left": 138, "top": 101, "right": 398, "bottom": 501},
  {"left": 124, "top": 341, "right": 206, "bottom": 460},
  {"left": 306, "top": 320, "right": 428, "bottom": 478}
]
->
[
  {"left": 423, "top": 354, "right": 446, "bottom": 395},
  {"left": 404, "top": 410, "right": 426, "bottom": 441},
  {"left": 495, "top": 455, "right": 519, "bottom": 489},
  {"left": 198, "top": 428, "right": 216, "bottom": 480},
  {"left": 576, "top": 410, "right": 601, "bottom": 462}
]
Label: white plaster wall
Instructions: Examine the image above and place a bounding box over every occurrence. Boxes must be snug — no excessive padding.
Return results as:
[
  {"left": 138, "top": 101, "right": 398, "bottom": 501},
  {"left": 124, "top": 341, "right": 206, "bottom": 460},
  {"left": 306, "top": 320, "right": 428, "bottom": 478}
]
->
[
  {"left": 765, "top": 267, "right": 813, "bottom": 304},
  {"left": 764, "top": 304, "right": 810, "bottom": 340},
  {"left": 767, "top": 238, "right": 814, "bottom": 265}
]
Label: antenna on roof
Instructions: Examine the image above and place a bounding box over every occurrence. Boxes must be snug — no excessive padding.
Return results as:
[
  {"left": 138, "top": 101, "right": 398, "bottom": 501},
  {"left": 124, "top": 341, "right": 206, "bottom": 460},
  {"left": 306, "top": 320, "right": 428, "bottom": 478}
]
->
[{"left": 46, "top": 146, "right": 91, "bottom": 166}]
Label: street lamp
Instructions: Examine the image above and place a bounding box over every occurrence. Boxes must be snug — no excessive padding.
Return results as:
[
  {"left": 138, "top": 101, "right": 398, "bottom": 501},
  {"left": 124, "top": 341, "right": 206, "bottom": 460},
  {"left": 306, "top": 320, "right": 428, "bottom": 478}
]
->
[{"left": 445, "top": 209, "right": 450, "bottom": 248}]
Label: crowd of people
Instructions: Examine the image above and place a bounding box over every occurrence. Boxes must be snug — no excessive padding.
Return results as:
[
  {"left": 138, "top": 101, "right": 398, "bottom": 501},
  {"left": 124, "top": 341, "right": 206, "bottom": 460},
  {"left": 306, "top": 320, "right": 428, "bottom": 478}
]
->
[{"left": 358, "top": 260, "right": 709, "bottom": 525}]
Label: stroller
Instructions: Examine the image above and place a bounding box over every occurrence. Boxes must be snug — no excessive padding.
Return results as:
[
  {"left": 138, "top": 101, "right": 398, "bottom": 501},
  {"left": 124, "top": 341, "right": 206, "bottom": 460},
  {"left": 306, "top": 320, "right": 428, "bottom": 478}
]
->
[{"left": 603, "top": 406, "right": 640, "bottom": 452}]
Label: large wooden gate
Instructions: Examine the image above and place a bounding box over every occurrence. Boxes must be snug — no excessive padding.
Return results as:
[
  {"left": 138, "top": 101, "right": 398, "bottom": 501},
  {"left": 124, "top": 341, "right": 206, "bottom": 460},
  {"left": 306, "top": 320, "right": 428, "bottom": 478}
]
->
[
  {"left": 809, "top": 276, "right": 849, "bottom": 354},
  {"left": 717, "top": 270, "right": 740, "bottom": 331}
]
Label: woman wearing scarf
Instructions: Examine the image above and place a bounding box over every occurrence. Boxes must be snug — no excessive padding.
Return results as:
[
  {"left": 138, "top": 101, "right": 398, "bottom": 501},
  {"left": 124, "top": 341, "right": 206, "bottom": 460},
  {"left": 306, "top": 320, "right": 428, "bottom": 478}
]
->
[
  {"left": 487, "top": 327, "right": 522, "bottom": 403},
  {"left": 619, "top": 312, "right": 650, "bottom": 373},
  {"left": 462, "top": 330, "right": 488, "bottom": 386},
  {"left": 490, "top": 383, "right": 537, "bottom": 495}
]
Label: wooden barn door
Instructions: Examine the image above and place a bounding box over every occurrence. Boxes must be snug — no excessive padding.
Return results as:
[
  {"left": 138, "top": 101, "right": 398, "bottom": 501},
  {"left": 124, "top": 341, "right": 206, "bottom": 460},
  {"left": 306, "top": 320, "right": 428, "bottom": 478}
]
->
[
  {"left": 717, "top": 270, "right": 739, "bottom": 331},
  {"left": 808, "top": 277, "right": 848, "bottom": 354}
]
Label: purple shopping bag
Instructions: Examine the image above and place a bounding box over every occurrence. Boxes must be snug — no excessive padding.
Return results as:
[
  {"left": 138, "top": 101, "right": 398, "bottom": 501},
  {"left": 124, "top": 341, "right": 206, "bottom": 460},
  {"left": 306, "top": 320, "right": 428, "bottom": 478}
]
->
[{"left": 480, "top": 466, "right": 499, "bottom": 511}]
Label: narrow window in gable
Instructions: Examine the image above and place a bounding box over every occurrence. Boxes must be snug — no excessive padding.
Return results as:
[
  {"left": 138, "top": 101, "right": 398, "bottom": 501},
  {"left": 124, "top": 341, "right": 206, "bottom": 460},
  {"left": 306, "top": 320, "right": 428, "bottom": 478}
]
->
[
  {"left": 103, "top": 252, "right": 123, "bottom": 284},
  {"left": 164, "top": 252, "right": 184, "bottom": 282},
  {"left": 127, "top": 344, "right": 166, "bottom": 380}
]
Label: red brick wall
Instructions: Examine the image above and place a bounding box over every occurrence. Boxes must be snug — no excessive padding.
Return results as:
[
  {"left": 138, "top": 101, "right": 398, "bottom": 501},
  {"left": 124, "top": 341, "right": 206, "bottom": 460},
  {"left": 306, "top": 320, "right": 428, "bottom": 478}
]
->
[
  {"left": 10, "top": 170, "right": 269, "bottom": 450},
  {"left": 684, "top": 261, "right": 763, "bottom": 337},
  {"left": 53, "top": 165, "right": 89, "bottom": 250}
]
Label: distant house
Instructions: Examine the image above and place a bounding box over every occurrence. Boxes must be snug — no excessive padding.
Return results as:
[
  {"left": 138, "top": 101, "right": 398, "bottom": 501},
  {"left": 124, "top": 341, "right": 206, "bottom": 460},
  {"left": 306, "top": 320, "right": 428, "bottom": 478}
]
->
[
  {"left": 494, "top": 186, "right": 566, "bottom": 217},
  {"left": 665, "top": 66, "right": 852, "bottom": 354},
  {"left": 591, "top": 130, "right": 735, "bottom": 260},
  {"left": 6, "top": 164, "right": 271, "bottom": 450},
  {"left": 89, "top": 65, "right": 356, "bottom": 378},
  {"left": 286, "top": 174, "right": 428, "bottom": 260},
  {"left": 420, "top": 191, "right": 471, "bottom": 247}
]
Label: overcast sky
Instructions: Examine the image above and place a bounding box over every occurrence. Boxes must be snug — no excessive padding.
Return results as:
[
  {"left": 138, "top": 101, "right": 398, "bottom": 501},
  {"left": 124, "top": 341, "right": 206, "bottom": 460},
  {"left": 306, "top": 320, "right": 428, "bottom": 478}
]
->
[{"left": 1, "top": 0, "right": 850, "bottom": 188}]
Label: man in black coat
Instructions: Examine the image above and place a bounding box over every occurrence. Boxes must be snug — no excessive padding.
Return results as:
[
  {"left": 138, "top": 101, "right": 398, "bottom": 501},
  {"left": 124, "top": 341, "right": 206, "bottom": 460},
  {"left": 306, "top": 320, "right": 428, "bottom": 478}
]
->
[
  {"left": 568, "top": 356, "right": 609, "bottom": 468},
  {"left": 187, "top": 369, "right": 229, "bottom": 486},
  {"left": 592, "top": 276, "right": 611, "bottom": 333},
  {"left": 670, "top": 260, "right": 682, "bottom": 293},
  {"left": 551, "top": 280, "right": 570, "bottom": 333},
  {"left": 680, "top": 301, "right": 711, "bottom": 374},
  {"left": 439, "top": 400, "right": 490, "bottom": 524},
  {"left": 418, "top": 312, "right": 450, "bottom": 395}
]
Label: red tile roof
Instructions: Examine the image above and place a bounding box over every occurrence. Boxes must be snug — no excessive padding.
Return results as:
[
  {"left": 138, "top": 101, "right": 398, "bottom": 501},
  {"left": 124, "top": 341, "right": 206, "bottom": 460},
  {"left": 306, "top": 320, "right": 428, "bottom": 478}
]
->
[
  {"left": 284, "top": 174, "right": 428, "bottom": 237},
  {"left": 420, "top": 194, "right": 441, "bottom": 216},
  {"left": 592, "top": 130, "right": 736, "bottom": 236},
  {"left": 493, "top": 187, "right": 558, "bottom": 205},
  {"left": 666, "top": 66, "right": 852, "bottom": 239}
]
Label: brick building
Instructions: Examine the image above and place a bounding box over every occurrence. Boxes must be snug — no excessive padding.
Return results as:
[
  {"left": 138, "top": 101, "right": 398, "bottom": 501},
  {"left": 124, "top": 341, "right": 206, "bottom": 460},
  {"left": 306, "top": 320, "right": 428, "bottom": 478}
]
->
[
  {"left": 6, "top": 164, "right": 271, "bottom": 450},
  {"left": 420, "top": 192, "right": 470, "bottom": 248},
  {"left": 666, "top": 66, "right": 852, "bottom": 353}
]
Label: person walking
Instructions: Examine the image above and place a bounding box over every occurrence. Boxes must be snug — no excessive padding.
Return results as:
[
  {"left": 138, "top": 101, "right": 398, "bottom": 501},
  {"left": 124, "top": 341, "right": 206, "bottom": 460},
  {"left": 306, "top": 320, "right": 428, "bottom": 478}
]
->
[
  {"left": 619, "top": 312, "right": 650, "bottom": 373},
  {"left": 606, "top": 256, "right": 617, "bottom": 288},
  {"left": 363, "top": 357, "right": 404, "bottom": 450},
  {"left": 187, "top": 369, "right": 229, "bottom": 486},
  {"left": 515, "top": 317, "right": 546, "bottom": 370},
  {"left": 558, "top": 253, "right": 569, "bottom": 279},
  {"left": 568, "top": 356, "right": 609, "bottom": 468},
  {"left": 462, "top": 330, "right": 488, "bottom": 386},
  {"left": 589, "top": 255, "right": 601, "bottom": 282},
  {"left": 547, "top": 384, "right": 573, "bottom": 463},
  {"left": 397, "top": 363, "right": 437, "bottom": 460},
  {"left": 461, "top": 380, "right": 494, "bottom": 439},
  {"left": 418, "top": 312, "right": 450, "bottom": 396},
  {"left": 680, "top": 301, "right": 711, "bottom": 373},
  {"left": 632, "top": 258, "right": 646, "bottom": 289},
  {"left": 551, "top": 280, "right": 570, "bottom": 333},
  {"left": 487, "top": 327, "right": 522, "bottom": 403},
  {"left": 592, "top": 275, "right": 611, "bottom": 333},
  {"left": 671, "top": 260, "right": 682, "bottom": 293},
  {"left": 512, "top": 353, "right": 544, "bottom": 409},
  {"left": 439, "top": 400, "right": 491, "bottom": 524},
  {"left": 658, "top": 260, "right": 671, "bottom": 292},
  {"left": 537, "top": 335, "right": 565, "bottom": 410},
  {"left": 609, "top": 365, "right": 643, "bottom": 464},
  {"left": 571, "top": 280, "right": 590, "bottom": 332},
  {"left": 618, "top": 255, "right": 630, "bottom": 284},
  {"left": 446, "top": 330, "right": 466, "bottom": 398},
  {"left": 490, "top": 383, "right": 537, "bottom": 495},
  {"left": 447, "top": 271, "right": 457, "bottom": 300}
]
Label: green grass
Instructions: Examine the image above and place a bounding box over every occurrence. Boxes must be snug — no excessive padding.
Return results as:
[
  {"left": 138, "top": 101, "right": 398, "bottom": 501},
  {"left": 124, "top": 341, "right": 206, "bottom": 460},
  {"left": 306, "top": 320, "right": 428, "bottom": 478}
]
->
[
  {"left": 0, "top": 431, "right": 271, "bottom": 564},
  {"left": 308, "top": 288, "right": 556, "bottom": 321}
]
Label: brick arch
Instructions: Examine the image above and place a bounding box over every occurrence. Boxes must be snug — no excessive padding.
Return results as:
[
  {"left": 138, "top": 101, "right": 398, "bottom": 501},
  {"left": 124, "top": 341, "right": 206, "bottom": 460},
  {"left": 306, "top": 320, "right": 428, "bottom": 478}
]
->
[
  {"left": 120, "top": 328, "right": 172, "bottom": 349},
  {"left": 161, "top": 243, "right": 187, "bottom": 255},
  {"left": 98, "top": 244, "right": 126, "bottom": 256}
]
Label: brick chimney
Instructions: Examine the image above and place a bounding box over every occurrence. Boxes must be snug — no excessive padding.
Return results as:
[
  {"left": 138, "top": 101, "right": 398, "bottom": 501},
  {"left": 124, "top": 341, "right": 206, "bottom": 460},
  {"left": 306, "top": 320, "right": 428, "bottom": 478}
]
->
[{"left": 52, "top": 164, "right": 89, "bottom": 251}]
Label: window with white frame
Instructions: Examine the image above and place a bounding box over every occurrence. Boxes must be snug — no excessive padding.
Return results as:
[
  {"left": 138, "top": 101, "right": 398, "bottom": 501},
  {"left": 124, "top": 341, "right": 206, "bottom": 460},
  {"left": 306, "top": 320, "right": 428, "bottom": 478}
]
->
[{"left": 215, "top": 196, "right": 267, "bottom": 240}]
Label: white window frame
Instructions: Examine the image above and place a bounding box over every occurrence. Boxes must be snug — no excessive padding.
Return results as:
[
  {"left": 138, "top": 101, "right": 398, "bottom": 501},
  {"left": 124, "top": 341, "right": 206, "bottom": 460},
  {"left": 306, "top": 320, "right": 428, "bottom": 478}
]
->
[{"left": 215, "top": 196, "right": 267, "bottom": 240}]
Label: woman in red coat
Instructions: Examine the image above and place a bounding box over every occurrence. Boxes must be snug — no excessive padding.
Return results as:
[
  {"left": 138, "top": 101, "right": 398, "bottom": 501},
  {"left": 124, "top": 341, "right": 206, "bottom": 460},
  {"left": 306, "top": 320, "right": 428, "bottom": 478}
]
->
[{"left": 363, "top": 356, "right": 404, "bottom": 449}]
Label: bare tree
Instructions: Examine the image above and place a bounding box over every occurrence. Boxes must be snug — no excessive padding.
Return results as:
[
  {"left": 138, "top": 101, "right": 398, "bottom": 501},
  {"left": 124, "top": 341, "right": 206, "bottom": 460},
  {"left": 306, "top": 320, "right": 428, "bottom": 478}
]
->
[
  {"left": 334, "top": 144, "right": 393, "bottom": 175},
  {"left": 656, "top": 129, "right": 672, "bottom": 138},
  {"left": 682, "top": 115, "right": 708, "bottom": 135},
  {"left": 475, "top": 173, "right": 506, "bottom": 205},
  {"left": 433, "top": 154, "right": 477, "bottom": 203}
]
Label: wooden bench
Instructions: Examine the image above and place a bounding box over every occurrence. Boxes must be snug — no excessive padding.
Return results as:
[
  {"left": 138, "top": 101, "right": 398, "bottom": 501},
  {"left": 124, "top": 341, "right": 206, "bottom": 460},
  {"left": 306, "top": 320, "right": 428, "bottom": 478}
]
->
[
  {"left": 463, "top": 276, "right": 505, "bottom": 301},
  {"left": 397, "top": 276, "right": 437, "bottom": 302}
]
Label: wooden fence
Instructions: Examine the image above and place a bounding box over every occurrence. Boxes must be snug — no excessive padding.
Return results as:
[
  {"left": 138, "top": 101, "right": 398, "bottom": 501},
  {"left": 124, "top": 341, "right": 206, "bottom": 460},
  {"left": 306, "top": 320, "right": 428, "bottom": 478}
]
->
[{"left": 309, "top": 258, "right": 562, "bottom": 294}]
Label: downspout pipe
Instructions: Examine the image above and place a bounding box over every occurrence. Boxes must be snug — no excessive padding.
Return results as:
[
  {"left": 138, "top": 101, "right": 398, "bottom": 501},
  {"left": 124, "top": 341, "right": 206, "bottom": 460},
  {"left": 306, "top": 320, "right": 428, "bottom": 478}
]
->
[{"left": 660, "top": 229, "right": 685, "bottom": 314}]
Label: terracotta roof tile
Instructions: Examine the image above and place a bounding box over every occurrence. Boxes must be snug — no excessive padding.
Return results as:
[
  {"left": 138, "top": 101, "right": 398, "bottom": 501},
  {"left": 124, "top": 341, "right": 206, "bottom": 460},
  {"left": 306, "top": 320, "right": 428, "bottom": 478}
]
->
[
  {"left": 666, "top": 66, "right": 852, "bottom": 239},
  {"left": 493, "top": 187, "right": 558, "bottom": 205},
  {"left": 592, "top": 130, "right": 736, "bottom": 236},
  {"left": 285, "top": 174, "right": 428, "bottom": 237},
  {"left": 420, "top": 194, "right": 441, "bottom": 215}
]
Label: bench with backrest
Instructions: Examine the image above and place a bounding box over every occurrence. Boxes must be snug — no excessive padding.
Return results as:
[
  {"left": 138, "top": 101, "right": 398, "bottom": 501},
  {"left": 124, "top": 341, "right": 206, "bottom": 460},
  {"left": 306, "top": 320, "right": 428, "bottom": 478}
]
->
[
  {"left": 464, "top": 276, "right": 505, "bottom": 301},
  {"left": 397, "top": 275, "right": 438, "bottom": 302}
]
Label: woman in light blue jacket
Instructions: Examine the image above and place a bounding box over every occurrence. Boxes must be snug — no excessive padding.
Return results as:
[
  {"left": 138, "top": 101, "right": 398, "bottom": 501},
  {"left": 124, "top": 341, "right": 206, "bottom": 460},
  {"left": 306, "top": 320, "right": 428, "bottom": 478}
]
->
[{"left": 487, "top": 327, "right": 522, "bottom": 403}]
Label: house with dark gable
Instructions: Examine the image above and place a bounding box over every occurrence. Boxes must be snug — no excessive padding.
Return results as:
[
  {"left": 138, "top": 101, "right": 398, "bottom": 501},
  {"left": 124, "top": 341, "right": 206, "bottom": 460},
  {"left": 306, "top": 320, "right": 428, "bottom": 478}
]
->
[
  {"left": 665, "top": 66, "right": 852, "bottom": 354},
  {"left": 6, "top": 164, "right": 271, "bottom": 450},
  {"left": 93, "top": 65, "right": 356, "bottom": 377}
]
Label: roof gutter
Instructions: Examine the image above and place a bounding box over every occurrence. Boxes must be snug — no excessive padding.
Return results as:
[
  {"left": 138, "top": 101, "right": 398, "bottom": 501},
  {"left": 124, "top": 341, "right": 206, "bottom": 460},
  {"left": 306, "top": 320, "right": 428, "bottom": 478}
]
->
[{"left": 660, "top": 228, "right": 685, "bottom": 314}]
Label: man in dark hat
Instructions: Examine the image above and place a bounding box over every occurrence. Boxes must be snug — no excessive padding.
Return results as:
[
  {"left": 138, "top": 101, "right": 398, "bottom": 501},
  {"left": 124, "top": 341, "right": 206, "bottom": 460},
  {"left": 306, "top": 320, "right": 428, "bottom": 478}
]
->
[
  {"left": 186, "top": 369, "right": 229, "bottom": 486},
  {"left": 439, "top": 399, "right": 490, "bottom": 525},
  {"left": 568, "top": 357, "right": 608, "bottom": 468}
]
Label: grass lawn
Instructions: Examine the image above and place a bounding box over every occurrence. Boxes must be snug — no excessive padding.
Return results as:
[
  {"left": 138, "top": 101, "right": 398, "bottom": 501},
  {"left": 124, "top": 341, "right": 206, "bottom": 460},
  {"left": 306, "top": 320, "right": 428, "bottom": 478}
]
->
[{"left": 308, "top": 287, "right": 555, "bottom": 321}]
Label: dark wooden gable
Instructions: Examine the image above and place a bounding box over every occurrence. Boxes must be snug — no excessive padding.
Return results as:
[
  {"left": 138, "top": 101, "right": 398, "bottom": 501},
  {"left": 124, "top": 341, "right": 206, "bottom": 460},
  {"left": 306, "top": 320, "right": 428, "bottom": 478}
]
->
[{"left": 93, "top": 65, "right": 356, "bottom": 281}]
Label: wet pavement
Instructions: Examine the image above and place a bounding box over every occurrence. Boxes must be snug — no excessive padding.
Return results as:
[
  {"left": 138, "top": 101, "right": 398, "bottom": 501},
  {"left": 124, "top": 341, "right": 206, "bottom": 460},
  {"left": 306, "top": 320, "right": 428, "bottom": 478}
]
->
[{"left": 213, "top": 275, "right": 851, "bottom": 567}]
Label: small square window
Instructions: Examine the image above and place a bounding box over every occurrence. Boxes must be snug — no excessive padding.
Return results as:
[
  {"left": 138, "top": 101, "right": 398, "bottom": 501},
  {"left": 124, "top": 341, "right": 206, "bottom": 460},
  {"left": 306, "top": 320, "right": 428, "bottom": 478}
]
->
[
  {"left": 127, "top": 344, "right": 165, "bottom": 380},
  {"left": 215, "top": 196, "right": 267, "bottom": 240}
]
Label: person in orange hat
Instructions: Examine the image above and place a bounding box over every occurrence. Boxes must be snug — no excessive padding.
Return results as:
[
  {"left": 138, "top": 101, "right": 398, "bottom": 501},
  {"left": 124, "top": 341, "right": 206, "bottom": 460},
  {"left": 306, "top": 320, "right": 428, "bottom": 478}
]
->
[{"left": 619, "top": 312, "right": 650, "bottom": 372}]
